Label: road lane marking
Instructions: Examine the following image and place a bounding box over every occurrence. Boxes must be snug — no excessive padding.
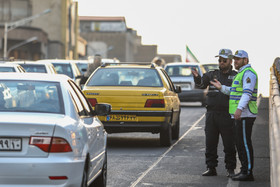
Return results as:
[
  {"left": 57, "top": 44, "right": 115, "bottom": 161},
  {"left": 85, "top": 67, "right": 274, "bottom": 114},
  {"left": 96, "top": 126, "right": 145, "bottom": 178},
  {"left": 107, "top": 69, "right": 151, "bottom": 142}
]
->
[{"left": 130, "top": 114, "right": 205, "bottom": 187}]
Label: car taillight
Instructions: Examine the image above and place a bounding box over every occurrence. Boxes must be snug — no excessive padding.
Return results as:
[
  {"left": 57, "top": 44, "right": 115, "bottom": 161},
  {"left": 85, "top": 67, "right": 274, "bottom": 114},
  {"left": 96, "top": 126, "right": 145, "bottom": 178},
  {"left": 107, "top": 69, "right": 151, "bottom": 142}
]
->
[
  {"left": 145, "top": 99, "right": 165, "bottom": 108},
  {"left": 30, "top": 137, "right": 72, "bottom": 153},
  {"left": 49, "top": 176, "right": 68, "bottom": 180},
  {"left": 50, "top": 137, "right": 72, "bottom": 152},
  {"left": 88, "top": 98, "right": 98, "bottom": 107}
]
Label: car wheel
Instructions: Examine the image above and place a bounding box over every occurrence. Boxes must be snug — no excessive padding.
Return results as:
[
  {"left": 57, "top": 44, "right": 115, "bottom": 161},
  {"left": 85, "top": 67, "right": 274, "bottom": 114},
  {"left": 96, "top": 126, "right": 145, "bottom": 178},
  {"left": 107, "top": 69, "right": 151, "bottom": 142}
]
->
[
  {"left": 172, "top": 117, "right": 180, "bottom": 140},
  {"left": 81, "top": 163, "right": 88, "bottom": 187},
  {"left": 160, "top": 122, "right": 172, "bottom": 147},
  {"left": 90, "top": 152, "right": 107, "bottom": 187}
]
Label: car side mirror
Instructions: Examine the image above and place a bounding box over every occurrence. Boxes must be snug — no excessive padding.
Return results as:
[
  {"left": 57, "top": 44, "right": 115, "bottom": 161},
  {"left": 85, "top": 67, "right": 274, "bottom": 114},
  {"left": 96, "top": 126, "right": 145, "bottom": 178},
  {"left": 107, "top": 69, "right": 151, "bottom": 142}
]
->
[
  {"left": 94, "top": 103, "right": 111, "bottom": 116},
  {"left": 175, "top": 85, "right": 181, "bottom": 93}
]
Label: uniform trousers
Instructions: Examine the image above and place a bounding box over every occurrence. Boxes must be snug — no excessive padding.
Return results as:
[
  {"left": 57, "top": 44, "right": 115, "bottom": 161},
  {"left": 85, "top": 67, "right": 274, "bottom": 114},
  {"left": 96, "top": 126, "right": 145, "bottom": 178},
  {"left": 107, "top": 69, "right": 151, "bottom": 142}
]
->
[
  {"left": 205, "top": 111, "right": 236, "bottom": 169},
  {"left": 235, "top": 117, "right": 255, "bottom": 174}
]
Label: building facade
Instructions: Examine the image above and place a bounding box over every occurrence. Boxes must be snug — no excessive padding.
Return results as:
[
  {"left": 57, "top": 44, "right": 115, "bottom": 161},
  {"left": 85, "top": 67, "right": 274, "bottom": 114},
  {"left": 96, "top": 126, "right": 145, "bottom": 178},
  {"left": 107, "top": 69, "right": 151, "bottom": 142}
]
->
[
  {"left": 0, "top": 0, "right": 84, "bottom": 60},
  {"left": 79, "top": 16, "right": 158, "bottom": 62}
]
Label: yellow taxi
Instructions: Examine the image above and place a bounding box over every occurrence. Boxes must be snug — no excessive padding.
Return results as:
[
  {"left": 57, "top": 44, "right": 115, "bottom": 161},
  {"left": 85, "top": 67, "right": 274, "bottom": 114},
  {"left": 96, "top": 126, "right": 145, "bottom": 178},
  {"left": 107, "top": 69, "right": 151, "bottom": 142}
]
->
[{"left": 83, "top": 63, "right": 181, "bottom": 146}]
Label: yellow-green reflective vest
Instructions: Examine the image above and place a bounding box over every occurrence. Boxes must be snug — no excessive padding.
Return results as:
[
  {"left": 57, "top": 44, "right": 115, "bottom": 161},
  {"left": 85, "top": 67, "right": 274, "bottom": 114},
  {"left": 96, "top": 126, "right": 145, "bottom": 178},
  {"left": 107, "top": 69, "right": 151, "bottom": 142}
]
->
[{"left": 229, "top": 67, "right": 258, "bottom": 115}]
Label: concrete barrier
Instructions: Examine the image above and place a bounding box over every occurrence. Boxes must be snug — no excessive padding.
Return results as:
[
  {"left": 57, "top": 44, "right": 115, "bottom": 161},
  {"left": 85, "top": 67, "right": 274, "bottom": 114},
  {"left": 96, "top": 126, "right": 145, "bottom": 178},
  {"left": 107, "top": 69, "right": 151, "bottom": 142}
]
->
[{"left": 269, "top": 58, "right": 280, "bottom": 187}]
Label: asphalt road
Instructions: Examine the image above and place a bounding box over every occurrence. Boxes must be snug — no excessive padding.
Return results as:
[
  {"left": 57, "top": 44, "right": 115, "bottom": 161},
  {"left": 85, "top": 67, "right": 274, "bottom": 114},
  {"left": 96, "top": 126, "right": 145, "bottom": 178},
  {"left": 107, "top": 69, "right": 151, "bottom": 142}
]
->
[{"left": 106, "top": 98, "right": 270, "bottom": 187}]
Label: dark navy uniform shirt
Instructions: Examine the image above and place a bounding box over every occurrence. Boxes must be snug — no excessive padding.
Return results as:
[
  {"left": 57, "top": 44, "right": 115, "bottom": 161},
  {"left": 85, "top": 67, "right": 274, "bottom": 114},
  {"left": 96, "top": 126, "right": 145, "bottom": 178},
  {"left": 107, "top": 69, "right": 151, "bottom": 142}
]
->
[{"left": 194, "top": 66, "right": 237, "bottom": 111}]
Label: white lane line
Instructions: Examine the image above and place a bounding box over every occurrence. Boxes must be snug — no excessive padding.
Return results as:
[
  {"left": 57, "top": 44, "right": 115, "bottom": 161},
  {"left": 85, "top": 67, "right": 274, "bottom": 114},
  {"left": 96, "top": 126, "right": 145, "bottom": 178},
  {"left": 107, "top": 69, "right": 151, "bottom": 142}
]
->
[{"left": 130, "top": 114, "right": 205, "bottom": 187}]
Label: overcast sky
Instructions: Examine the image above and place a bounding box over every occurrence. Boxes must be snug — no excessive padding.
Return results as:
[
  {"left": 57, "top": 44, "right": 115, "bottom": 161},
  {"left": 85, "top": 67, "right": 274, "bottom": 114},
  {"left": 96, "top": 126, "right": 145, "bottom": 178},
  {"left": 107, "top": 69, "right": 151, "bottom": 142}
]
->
[{"left": 78, "top": 0, "right": 280, "bottom": 96}]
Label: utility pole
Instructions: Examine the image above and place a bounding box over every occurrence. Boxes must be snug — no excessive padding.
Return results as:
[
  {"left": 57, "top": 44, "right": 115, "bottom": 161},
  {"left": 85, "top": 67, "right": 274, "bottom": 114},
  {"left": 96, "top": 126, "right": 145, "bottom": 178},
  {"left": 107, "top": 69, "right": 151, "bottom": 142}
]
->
[{"left": 3, "top": 9, "right": 51, "bottom": 58}]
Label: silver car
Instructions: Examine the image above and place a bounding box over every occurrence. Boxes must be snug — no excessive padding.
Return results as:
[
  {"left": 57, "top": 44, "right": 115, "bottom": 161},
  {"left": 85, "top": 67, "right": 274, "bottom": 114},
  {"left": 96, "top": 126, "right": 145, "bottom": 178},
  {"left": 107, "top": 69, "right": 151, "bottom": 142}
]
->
[
  {"left": 0, "top": 73, "right": 111, "bottom": 187},
  {"left": 164, "top": 62, "right": 207, "bottom": 106},
  {"left": 202, "top": 63, "right": 219, "bottom": 72}
]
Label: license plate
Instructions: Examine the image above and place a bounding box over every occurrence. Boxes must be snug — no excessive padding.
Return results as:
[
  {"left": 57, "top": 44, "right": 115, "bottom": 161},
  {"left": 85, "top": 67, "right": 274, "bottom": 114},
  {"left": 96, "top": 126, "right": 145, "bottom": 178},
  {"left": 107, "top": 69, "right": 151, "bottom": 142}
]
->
[
  {"left": 181, "top": 83, "right": 191, "bottom": 91},
  {"left": 108, "top": 115, "right": 138, "bottom": 121},
  {"left": 0, "top": 138, "right": 22, "bottom": 151}
]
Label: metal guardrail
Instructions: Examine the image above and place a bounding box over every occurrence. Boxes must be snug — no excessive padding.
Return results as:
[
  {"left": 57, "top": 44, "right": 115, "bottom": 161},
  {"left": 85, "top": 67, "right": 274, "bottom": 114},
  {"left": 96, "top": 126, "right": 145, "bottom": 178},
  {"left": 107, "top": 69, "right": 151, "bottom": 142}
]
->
[{"left": 269, "top": 57, "right": 280, "bottom": 187}]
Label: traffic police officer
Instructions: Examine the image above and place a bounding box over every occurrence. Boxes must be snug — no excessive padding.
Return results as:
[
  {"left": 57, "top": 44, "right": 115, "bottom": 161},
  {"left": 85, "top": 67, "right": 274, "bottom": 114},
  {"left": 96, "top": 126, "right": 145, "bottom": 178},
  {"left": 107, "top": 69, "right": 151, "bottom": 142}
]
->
[
  {"left": 211, "top": 50, "right": 258, "bottom": 181},
  {"left": 192, "top": 49, "right": 237, "bottom": 177}
]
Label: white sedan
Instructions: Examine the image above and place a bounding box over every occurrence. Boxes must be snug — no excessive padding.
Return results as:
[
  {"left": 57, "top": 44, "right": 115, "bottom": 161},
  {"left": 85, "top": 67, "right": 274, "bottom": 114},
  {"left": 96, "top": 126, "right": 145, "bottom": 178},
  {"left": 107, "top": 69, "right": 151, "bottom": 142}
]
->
[
  {"left": 0, "top": 73, "right": 111, "bottom": 187},
  {"left": 0, "top": 63, "right": 26, "bottom": 73}
]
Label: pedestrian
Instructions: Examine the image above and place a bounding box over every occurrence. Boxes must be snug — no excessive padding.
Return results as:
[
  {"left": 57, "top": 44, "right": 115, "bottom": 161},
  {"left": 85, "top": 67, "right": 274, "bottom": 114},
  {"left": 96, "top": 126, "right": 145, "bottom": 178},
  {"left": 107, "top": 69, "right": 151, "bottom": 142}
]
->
[
  {"left": 210, "top": 50, "right": 258, "bottom": 181},
  {"left": 81, "top": 54, "right": 102, "bottom": 84},
  {"left": 152, "top": 57, "right": 165, "bottom": 67},
  {"left": 191, "top": 48, "right": 237, "bottom": 177}
]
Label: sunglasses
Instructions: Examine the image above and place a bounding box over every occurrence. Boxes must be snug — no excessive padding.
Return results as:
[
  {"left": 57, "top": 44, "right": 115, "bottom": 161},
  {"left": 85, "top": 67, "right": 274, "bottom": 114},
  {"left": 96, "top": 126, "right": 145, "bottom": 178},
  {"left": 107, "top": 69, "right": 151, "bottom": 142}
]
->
[{"left": 218, "top": 59, "right": 227, "bottom": 63}]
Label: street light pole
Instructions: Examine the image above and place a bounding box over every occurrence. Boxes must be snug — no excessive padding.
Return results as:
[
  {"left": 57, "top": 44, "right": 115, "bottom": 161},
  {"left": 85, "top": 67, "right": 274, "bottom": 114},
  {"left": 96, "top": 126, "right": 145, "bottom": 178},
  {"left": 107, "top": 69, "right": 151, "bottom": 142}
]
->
[
  {"left": 3, "top": 22, "right": 8, "bottom": 58},
  {"left": 7, "top": 36, "right": 38, "bottom": 57},
  {"left": 3, "top": 8, "right": 51, "bottom": 58}
]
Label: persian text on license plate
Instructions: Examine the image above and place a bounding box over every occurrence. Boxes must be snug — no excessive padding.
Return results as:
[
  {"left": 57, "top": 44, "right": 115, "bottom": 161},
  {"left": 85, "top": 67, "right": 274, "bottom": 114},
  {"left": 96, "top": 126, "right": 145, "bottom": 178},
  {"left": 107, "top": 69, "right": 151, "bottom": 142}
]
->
[
  {"left": 0, "top": 138, "right": 22, "bottom": 151},
  {"left": 108, "top": 115, "right": 138, "bottom": 121}
]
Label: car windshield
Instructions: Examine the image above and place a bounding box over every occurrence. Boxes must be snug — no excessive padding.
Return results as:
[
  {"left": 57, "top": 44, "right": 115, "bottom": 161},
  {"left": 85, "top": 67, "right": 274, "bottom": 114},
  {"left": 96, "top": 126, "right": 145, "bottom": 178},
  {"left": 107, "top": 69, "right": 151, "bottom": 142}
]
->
[
  {"left": 0, "top": 67, "right": 16, "bottom": 72},
  {"left": 52, "top": 63, "right": 73, "bottom": 78},
  {"left": 165, "top": 65, "right": 199, "bottom": 77},
  {"left": 87, "top": 68, "right": 163, "bottom": 87},
  {"left": 20, "top": 64, "right": 47, "bottom": 73},
  {"left": 0, "top": 80, "right": 63, "bottom": 114}
]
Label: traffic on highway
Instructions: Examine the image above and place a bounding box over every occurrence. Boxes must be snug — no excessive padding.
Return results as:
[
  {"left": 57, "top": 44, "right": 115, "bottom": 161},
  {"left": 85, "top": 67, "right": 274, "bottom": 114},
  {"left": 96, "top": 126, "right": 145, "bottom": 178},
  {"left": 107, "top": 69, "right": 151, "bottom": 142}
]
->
[
  {"left": 0, "top": 1, "right": 272, "bottom": 187},
  {"left": 0, "top": 58, "right": 270, "bottom": 187}
]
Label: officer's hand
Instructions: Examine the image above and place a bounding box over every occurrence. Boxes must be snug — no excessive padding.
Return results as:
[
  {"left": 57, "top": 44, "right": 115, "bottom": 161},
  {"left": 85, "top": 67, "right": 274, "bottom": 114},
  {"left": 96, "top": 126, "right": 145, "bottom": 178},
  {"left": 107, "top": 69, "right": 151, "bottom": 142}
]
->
[
  {"left": 191, "top": 68, "right": 199, "bottom": 77},
  {"left": 210, "top": 79, "right": 222, "bottom": 90},
  {"left": 234, "top": 109, "right": 242, "bottom": 120}
]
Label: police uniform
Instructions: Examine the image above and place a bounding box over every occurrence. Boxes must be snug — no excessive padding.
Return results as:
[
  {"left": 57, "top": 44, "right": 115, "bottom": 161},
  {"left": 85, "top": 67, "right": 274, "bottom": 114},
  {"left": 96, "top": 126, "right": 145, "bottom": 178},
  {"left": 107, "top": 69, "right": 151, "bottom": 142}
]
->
[
  {"left": 221, "top": 63, "right": 258, "bottom": 180},
  {"left": 194, "top": 66, "right": 237, "bottom": 171}
]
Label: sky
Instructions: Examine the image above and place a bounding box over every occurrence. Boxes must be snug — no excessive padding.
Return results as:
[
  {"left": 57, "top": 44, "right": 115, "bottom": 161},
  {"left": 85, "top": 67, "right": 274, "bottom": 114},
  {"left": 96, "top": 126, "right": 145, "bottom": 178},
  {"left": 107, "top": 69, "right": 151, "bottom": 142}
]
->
[{"left": 77, "top": 0, "right": 280, "bottom": 96}]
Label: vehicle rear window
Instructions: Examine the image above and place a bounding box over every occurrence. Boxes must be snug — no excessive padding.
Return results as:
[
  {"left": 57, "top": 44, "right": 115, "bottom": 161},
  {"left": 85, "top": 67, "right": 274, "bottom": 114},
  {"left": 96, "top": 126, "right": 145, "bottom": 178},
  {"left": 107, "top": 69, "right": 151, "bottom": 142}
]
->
[
  {"left": 76, "top": 63, "right": 88, "bottom": 74},
  {"left": 87, "top": 68, "right": 163, "bottom": 87},
  {"left": 165, "top": 65, "right": 199, "bottom": 77},
  {"left": 52, "top": 63, "right": 73, "bottom": 78},
  {"left": 0, "top": 80, "right": 64, "bottom": 114},
  {"left": 203, "top": 64, "right": 219, "bottom": 72},
  {"left": 20, "top": 64, "right": 47, "bottom": 73},
  {"left": 0, "top": 67, "right": 16, "bottom": 72}
]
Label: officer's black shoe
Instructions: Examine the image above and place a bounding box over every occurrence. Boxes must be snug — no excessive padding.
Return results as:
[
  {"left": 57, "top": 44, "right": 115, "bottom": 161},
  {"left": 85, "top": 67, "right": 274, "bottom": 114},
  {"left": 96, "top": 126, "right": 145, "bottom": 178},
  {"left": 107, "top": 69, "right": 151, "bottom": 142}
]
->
[
  {"left": 232, "top": 171, "right": 241, "bottom": 177},
  {"left": 231, "top": 173, "right": 254, "bottom": 181},
  {"left": 226, "top": 169, "right": 235, "bottom": 178},
  {"left": 202, "top": 168, "right": 217, "bottom": 176}
]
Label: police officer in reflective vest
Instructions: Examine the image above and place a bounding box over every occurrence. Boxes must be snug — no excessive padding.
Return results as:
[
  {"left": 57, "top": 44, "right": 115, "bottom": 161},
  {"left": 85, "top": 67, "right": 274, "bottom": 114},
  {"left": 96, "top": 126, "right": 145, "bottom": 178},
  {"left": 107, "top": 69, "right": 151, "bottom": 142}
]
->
[
  {"left": 210, "top": 50, "right": 258, "bottom": 181},
  {"left": 192, "top": 49, "right": 237, "bottom": 177}
]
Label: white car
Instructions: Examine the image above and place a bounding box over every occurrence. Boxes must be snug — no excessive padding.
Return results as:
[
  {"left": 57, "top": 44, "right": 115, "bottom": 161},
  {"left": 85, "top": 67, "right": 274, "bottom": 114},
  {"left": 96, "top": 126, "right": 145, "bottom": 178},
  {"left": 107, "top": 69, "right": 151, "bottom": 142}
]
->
[
  {"left": 101, "top": 58, "right": 120, "bottom": 65},
  {"left": 12, "top": 61, "right": 57, "bottom": 74},
  {"left": 73, "top": 60, "right": 90, "bottom": 75},
  {"left": 37, "top": 59, "right": 83, "bottom": 87},
  {"left": 0, "top": 63, "right": 25, "bottom": 73},
  {"left": 0, "top": 73, "right": 111, "bottom": 187}
]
